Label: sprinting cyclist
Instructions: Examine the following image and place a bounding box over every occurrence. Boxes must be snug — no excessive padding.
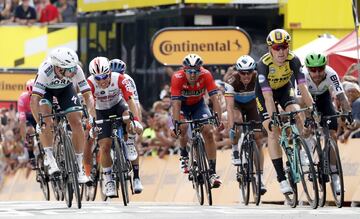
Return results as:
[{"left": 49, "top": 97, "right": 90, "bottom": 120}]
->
[
  {"left": 297, "top": 52, "right": 352, "bottom": 194},
  {"left": 109, "top": 58, "right": 143, "bottom": 194},
  {"left": 30, "top": 47, "right": 96, "bottom": 185},
  {"left": 18, "top": 79, "right": 36, "bottom": 168},
  {"left": 224, "top": 55, "right": 266, "bottom": 194},
  {"left": 87, "top": 56, "right": 143, "bottom": 197},
  {"left": 255, "top": 29, "right": 314, "bottom": 194},
  {"left": 171, "top": 53, "right": 223, "bottom": 188}
]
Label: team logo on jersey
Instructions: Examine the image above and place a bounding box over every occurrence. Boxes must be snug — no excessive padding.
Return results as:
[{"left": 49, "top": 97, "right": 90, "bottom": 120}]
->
[
  {"left": 258, "top": 75, "right": 266, "bottom": 83},
  {"left": 269, "top": 67, "right": 276, "bottom": 74},
  {"left": 50, "top": 78, "right": 71, "bottom": 86},
  {"left": 175, "top": 73, "right": 184, "bottom": 79},
  {"left": 100, "top": 91, "right": 105, "bottom": 95},
  {"left": 44, "top": 65, "right": 53, "bottom": 76}
]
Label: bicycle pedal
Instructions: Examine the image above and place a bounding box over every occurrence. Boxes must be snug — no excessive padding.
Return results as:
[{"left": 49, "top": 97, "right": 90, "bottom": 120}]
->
[{"left": 188, "top": 174, "right": 194, "bottom": 181}]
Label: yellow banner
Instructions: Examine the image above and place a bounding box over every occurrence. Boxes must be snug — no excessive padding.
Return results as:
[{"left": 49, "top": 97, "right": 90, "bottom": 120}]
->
[
  {"left": 77, "top": 0, "right": 180, "bottom": 13},
  {"left": 0, "top": 73, "right": 37, "bottom": 101},
  {"left": 151, "top": 27, "right": 251, "bottom": 66},
  {"left": 0, "top": 25, "right": 77, "bottom": 68}
]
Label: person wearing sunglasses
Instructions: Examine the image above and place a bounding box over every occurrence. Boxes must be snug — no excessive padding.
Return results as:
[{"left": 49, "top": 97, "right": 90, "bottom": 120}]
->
[
  {"left": 255, "top": 29, "right": 315, "bottom": 195},
  {"left": 87, "top": 56, "right": 142, "bottom": 197},
  {"left": 30, "top": 47, "right": 96, "bottom": 184},
  {"left": 297, "top": 52, "right": 352, "bottom": 195},
  {"left": 224, "top": 55, "right": 267, "bottom": 195},
  {"left": 171, "top": 53, "right": 223, "bottom": 188},
  {"left": 109, "top": 58, "right": 144, "bottom": 194}
]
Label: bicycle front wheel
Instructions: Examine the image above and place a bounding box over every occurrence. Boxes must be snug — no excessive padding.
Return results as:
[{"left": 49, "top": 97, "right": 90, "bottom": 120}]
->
[
  {"left": 197, "top": 137, "right": 212, "bottom": 206},
  {"left": 190, "top": 140, "right": 204, "bottom": 205},
  {"left": 114, "top": 138, "right": 129, "bottom": 206},
  {"left": 239, "top": 140, "right": 250, "bottom": 205},
  {"left": 36, "top": 155, "right": 50, "bottom": 201},
  {"left": 64, "top": 134, "right": 81, "bottom": 209},
  {"left": 296, "top": 138, "right": 319, "bottom": 209},
  {"left": 327, "top": 138, "right": 344, "bottom": 208},
  {"left": 251, "top": 141, "right": 262, "bottom": 206}
]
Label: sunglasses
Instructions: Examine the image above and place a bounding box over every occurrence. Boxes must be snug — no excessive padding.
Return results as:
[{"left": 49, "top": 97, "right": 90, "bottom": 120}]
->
[
  {"left": 94, "top": 74, "right": 110, "bottom": 81},
  {"left": 308, "top": 66, "right": 325, "bottom": 72},
  {"left": 65, "top": 66, "right": 77, "bottom": 73},
  {"left": 239, "top": 70, "right": 253, "bottom": 75},
  {"left": 271, "top": 44, "right": 289, "bottom": 51},
  {"left": 185, "top": 69, "right": 200, "bottom": 75}
]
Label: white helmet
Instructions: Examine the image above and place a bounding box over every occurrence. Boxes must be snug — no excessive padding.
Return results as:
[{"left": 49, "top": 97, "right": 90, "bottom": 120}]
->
[
  {"left": 50, "top": 47, "right": 79, "bottom": 68},
  {"left": 183, "top": 54, "right": 203, "bottom": 68},
  {"left": 89, "top": 57, "right": 111, "bottom": 75},
  {"left": 235, "top": 55, "right": 256, "bottom": 71}
]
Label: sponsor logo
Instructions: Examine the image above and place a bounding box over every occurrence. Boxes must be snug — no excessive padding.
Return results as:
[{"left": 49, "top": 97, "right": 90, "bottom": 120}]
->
[
  {"left": 258, "top": 75, "right": 266, "bottom": 83},
  {"left": 330, "top": 75, "right": 342, "bottom": 92}
]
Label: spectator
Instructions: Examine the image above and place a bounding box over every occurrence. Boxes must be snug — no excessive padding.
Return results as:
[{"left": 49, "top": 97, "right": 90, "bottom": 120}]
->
[
  {"left": 340, "top": 81, "right": 360, "bottom": 141},
  {"left": 14, "top": 0, "right": 36, "bottom": 26},
  {"left": 55, "top": 0, "right": 76, "bottom": 23},
  {"left": 37, "top": 0, "right": 60, "bottom": 25},
  {"left": 0, "top": 0, "right": 12, "bottom": 23}
]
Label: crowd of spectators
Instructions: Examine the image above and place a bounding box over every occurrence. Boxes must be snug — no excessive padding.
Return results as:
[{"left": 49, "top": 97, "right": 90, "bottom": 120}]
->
[{"left": 0, "top": 0, "right": 76, "bottom": 25}]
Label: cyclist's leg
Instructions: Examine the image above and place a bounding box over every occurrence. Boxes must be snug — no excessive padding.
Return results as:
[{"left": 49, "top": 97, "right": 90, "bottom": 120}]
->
[
  {"left": 230, "top": 103, "right": 243, "bottom": 165},
  {"left": 39, "top": 92, "right": 59, "bottom": 174},
  {"left": 256, "top": 85, "right": 290, "bottom": 193},
  {"left": 178, "top": 104, "right": 190, "bottom": 173}
]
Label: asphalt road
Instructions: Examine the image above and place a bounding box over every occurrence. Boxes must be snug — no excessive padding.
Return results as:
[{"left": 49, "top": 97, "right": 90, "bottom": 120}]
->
[{"left": 0, "top": 201, "right": 359, "bottom": 219}]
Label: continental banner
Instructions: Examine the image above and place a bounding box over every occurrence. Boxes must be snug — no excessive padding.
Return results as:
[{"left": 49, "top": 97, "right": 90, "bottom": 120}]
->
[
  {"left": 78, "top": 0, "right": 180, "bottom": 13},
  {"left": 0, "top": 25, "right": 77, "bottom": 68},
  {"left": 0, "top": 73, "right": 37, "bottom": 101},
  {"left": 151, "top": 27, "right": 251, "bottom": 66}
]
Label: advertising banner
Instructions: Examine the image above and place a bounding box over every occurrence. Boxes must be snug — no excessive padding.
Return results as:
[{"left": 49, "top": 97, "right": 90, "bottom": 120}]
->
[
  {"left": 0, "top": 73, "right": 37, "bottom": 101},
  {"left": 78, "top": 0, "right": 180, "bottom": 13},
  {"left": 184, "top": 0, "right": 278, "bottom": 3},
  {"left": 151, "top": 27, "right": 251, "bottom": 66}
]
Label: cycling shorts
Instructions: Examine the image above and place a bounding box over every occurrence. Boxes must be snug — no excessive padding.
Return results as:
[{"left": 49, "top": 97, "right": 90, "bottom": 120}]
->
[
  {"left": 41, "top": 84, "right": 81, "bottom": 111},
  {"left": 234, "top": 99, "right": 260, "bottom": 122},
  {"left": 180, "top": 99, "right": 212, "bottom": 120}
]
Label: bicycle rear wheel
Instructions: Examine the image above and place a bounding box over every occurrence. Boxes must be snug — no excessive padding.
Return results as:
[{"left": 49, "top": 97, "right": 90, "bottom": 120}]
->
[
  {"left": 239, "top": 140, "right": 250, "bottom": 205},
  {"left": 190, "top": 141, "right": 204, "bottom": 205},
  {"left": 197, "top": 137, "right": 212, "bottom": 206},
  {"left": 284, "top": 160, "right": 298, "bottom": 208},
  {"left": 251, "top": 141, "right": 262, "bottom": 206},
  {"left": 296, "top": 138, "right": 319, "bottom": 209},
  {"left": 327, "top": 138, "right": 344, "bottom": 208},
  {"left": 36, "top": 155, "right": 50, "bottom": 201}
]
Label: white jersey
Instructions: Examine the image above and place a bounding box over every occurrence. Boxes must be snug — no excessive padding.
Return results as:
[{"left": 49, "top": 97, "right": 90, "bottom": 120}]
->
[
  {"left": 297, "top": 66, "right": 344, "bottom": 96},
  {"left": 124, "top": 74, "right": 139, "bottom": 104},
  {"left": 87, "top": 72, "right": 134, "bottom": 110},
  {"left": 33, "top": 58, "right": 90, "bottom": 96}
]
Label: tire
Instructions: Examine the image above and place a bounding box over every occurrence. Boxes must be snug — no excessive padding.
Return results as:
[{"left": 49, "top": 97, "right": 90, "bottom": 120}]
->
[
  {"left": 64, "top": 134, "right": 81, "bottom": 209},
  {"left": 239, "top": 140, "right": 250, "bottom": 205},
  {"left": 284, "top": 159, "right": 298, "bottom": 208},
  {"left": 296, "top": 138, "right": 319, "bottom": 209},
  {"left": 114, "top": 139, "right": 129, "bottom": 206},
  {"left": 313, "top": 136, "right": 326, "bottom": 207},
  {"left": 51, "top": 180, "right": 60, "bottom": 201},
  {"left": 197, "top": 137, "right": 212, "bottom": 206},
  {"left": 327, "top": 139, "right": 344, "bottom": 208},
  {"left": 37, "top": 158, "right": 50, "bottom": 201},
  {"left": 191, "top": 141, "right": 204, "bottom": 205},
  {"left": 251, "top": 141, "right": 262, "bottom": 206}
]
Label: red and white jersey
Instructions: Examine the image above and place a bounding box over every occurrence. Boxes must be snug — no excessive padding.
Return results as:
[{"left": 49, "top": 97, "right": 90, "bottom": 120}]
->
[
  {"left": 17, "top": 91, "right": 31, "bottom": 122},
  {"left": 87, "top": 72, "right": 134, "bottom": 110}
]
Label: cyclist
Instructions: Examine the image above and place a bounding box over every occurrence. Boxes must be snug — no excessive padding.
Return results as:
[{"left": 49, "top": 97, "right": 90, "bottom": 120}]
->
[
  {"left": 171, "top": 53, "right": 223, "bottom": 188},
  {"left": 30, "top": 47, "right": 96, "bottom": 185},
  {"left": 255, "top": 29, "right": 314, "bottom": 194},
  {"left": 297, "top": 52, "right": 352, "bottom": 194},
  {"left": 87, "top": 56, "right": 142, "bottom": 197},
  {"left": 18, "top": 79, "right": 36, "bottom": 168},
  {"left": 224, "top": 55, "right": 266, "bottom": 194},
  {"left": 109, "top": 58, "right": 144, "bottom": 194}
]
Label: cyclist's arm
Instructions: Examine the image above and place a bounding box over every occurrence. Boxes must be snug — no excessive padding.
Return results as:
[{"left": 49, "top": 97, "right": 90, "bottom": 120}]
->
[
  {"left": 257, "top": 63, "right": 276, "bottom": 120},
  {"left": 336, "top": 93, "right": 352, "bottom": 113},
  {"left": 224, "top": 94, "right": 234, "bottom": 129},
  {"left": 292, "top": 57, "right": 313, "bottom": 107},
  {"left": 30, "top": 94, "right": 41, "bottom": 123},
  {"left": 82, "top": 91, "right": 96, "bottom": 118},
  {"left": 126, "top": 97, "right": 138, "bottom": 119},
  {"left": 170, "top": 72, "right": 184, "bottom": 122},
  {"left": 204, "top": 72, "right": 221, "bottom": 122},
  {"left": 210, "top": 93, "right": 222, "bottom": 123}
]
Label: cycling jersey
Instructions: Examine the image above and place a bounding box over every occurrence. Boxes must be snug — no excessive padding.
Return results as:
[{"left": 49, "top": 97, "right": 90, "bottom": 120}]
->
[
  {"left": 171, "top": 67, "right": 218, "bottom": 106},
  {"left": 17, "top": 91, "right": 31, "bottom": 122},
  {"left": 87, "top": 72, "right": 133, "bottom": 110},
  {"left": 224, "top": 73, "right": 256, "bottom": 104},
  {"left": 32, "top": 59, "right": 90, "bottom": 97},
  {"left": 257, "top": 52, "right": 305, "bottom": 91},
  {"left": 124, "top": 74, "right": 139, "bottom": 104},
  {"left": 296, "top": 66, "right": 344, "bottom": 96}
]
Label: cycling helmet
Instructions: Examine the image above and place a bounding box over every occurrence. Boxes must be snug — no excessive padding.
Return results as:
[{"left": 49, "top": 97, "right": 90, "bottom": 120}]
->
[
  {"left": 305, "top": 52, "right": 327, "bottom": 67},
  {"left": 183, "top": 54, "right": 203, "bottom": 68},
  {"left": 50, "top": 47, "right": 79, "bottom": 68},
  {"left": 266, "top": 29, "right": 291, "bottom": 46},
  {"left": 26, "top": 79, "right": 35, "bottom": 93},
  {"left": 110, "top": 59, "right": 126, "bottom": 74},
  {"left": 89, "top": 57, "right": 111, "bottom": 75},
  {"left": 235, "top": 55, "right": 256, "bottom": 71}
]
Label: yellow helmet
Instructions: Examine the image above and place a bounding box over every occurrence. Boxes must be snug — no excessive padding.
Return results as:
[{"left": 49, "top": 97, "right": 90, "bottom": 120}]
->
[{"left": 266, "top": 29, "right": 291, "bottom": 46}]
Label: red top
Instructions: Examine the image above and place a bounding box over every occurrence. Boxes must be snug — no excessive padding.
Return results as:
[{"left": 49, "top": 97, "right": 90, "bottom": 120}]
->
[
  {"left": 171, "top": 67, "right": 218, "bottom": 106},
  {"left": 17, "top": 91, "right": 31, "bottom": 122},
  {"left": 38, "top": 4, "right": 59, "bottom": 23}
]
